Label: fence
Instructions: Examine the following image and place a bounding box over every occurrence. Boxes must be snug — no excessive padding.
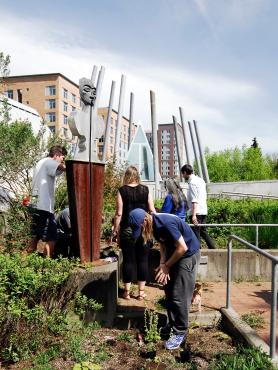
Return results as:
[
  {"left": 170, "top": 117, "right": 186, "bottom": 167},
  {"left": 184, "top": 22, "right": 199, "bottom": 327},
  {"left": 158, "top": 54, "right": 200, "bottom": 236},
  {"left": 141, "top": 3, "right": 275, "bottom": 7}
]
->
[
  {"left": 188, "top": 223, "right": 278, "bottom": 248},
  {"left": 226, "top": 234, "right": 278, "bottom": 360},
  {"left": 208, "top": 191, "right": 278, "bottom": 200}
]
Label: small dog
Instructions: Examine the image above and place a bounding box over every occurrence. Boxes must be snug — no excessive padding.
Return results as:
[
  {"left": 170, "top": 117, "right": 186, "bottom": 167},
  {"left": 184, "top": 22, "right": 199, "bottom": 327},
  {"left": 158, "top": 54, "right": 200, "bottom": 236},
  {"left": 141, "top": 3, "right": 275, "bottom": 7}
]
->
[{"left": 191, "top": 282, "right": 202, "bottom": 312}]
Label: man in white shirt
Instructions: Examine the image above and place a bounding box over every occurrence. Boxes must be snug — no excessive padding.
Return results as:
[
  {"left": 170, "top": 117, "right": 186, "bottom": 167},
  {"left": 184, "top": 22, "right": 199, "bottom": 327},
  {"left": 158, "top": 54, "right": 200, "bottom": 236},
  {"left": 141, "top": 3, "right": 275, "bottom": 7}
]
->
[
  {"left": 28, "top": 145, "right": 67, "bottom": 257},
  {"left": 181, "top": 164, "right": 215, "bottom": 249}
]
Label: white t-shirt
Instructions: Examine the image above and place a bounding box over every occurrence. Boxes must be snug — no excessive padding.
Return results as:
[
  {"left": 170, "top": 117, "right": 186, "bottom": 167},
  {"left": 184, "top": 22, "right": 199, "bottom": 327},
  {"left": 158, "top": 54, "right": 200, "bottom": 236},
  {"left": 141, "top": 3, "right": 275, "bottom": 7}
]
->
[
  {"left": 187, "top": 174, "right": 208, "bottom": 216},
  {"left": 31, "top": 157, "right": 62, "bottom": 213}
]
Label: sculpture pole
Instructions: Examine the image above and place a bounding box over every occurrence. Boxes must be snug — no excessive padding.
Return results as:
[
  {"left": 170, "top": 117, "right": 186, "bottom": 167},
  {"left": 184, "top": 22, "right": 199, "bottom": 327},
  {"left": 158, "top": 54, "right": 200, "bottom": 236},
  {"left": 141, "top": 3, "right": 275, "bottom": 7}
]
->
[{"left": 67, "top": 68, "right": 106, "bottom": 262}]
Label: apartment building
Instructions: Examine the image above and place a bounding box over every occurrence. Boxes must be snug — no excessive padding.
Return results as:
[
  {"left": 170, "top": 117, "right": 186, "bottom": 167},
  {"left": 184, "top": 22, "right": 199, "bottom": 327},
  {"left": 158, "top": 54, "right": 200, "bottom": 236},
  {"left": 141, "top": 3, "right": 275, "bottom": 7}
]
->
[
  {"left": 2, "top": 73, "right": 80, "bottom": 139},
  {"left": 157, "top": 123, "right": 184, "bottom": 179},
  {"left": 98, "top": 107, "right": 136, "bottom": 161}
]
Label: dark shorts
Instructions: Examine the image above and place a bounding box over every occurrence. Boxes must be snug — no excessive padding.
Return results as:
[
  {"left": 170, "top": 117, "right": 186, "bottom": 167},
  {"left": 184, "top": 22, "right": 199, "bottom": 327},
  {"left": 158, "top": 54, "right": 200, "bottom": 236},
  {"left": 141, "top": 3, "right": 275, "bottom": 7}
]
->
[{"left": 30, "top": 208, "right": 58, "bottom": 242}]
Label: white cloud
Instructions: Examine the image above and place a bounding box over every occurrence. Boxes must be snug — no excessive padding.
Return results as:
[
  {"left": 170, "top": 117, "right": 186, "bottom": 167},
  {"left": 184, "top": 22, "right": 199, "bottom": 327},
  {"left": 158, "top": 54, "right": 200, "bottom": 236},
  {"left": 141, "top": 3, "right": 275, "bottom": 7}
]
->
[{"left": 0, "top": 8, "right": 275, "bottom": 154}]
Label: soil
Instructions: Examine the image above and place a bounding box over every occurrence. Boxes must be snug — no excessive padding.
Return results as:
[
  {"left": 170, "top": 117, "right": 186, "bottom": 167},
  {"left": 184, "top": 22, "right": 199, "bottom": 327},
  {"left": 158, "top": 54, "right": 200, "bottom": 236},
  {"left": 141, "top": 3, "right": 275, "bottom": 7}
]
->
[{"left": 5, "top": 326, "right": 236, "bottom": 370}]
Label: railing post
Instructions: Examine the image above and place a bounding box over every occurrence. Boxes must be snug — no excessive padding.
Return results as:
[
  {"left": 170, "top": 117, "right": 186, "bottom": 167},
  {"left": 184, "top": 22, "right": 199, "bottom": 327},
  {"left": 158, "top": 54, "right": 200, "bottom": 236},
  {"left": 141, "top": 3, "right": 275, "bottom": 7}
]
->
[
  {"left": 270, "top": 261, "right": 277, "bottom": 360},
  {"left": 255, "top": 225, "right": 259, "bottom": 247},
  {"left": 226, "top": 239, "right": 232, "bottom": 309}
]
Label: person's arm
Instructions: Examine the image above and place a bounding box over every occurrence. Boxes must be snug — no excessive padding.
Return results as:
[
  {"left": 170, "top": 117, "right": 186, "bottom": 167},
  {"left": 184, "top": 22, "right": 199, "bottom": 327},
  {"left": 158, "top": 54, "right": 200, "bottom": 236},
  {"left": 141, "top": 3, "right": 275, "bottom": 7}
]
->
[
  {"left": 191, "top": 202, "right": 198, "bottom": 225},
  {"left": 155, "top": 236, "right": 188, "bottom": 285},
  {"left": 57, "top": 162, "right": 66, "bottom": 172},
  {"left": 190, "top": 183, "right": 199, "bottom": 225},
  {"left": 112, "top": 191, "right": 123, "bottom": 237},
  {"left": 160, "top": 194, "right": 173, "bottom": 213},
  {"left": 148, "top": 192, "right": 156, "bottom": 214},
  {"left": 165, "top": 236, "right": 188, "bottom": 268}
]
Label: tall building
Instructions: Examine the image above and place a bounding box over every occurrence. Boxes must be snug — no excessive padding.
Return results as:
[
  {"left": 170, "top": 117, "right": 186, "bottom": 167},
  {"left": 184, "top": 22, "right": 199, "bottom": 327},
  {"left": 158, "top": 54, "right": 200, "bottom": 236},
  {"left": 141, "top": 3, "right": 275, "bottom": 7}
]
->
[
  {"left": 2, "top": 73, "right": 80, "bottom": 139},
  {"left": 98, "top": 107, "right": 136, "bottom": 162},
  {"left": 3, "top": 74, "right": 137, "bottom": 162},
  {"left": 157, "top": 123, "right": 184, "bottom": 179}
]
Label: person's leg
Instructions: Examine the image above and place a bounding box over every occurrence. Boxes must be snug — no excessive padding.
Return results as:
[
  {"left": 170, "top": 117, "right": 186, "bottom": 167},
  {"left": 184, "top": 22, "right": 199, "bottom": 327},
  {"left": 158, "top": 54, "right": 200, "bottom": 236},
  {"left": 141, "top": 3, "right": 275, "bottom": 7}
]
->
[
  {"left": 44, "top": 241, "right": 56, "bottom": 257},
  {"left": 169, "top": 254, "right": 198, "bottom": 335},
  {"left": 42, "top": 212, "right": 58, "bottom": 258},
  {"left": 165, "top": 253, "right": 198, "bottom": 349},
  {"left": 119, "top": 229, "right": 136, "bottom": 299},
  {"left": 135, "top": 239, "right": 150, "bottom": 299},
  {"left": 198, "top": 215, "right": 216, "bottom": 249}
]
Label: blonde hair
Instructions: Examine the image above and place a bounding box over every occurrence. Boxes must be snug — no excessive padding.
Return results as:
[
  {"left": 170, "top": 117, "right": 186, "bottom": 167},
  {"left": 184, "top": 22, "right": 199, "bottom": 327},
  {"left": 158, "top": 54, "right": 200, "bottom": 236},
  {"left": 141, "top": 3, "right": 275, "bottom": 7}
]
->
[
  {"left": 142, "top": 213, "right": 153, "bottom": 244},
  {"left": 123, "top": 166, "right": 140, "bottom": 185}
]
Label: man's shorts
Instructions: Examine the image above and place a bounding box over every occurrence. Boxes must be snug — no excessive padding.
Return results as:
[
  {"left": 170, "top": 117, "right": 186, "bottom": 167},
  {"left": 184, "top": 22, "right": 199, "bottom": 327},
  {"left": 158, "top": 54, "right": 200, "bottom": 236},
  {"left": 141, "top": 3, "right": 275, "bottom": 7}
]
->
[{"left": 30, "top": 208, "right": 58, "bottom": 242}]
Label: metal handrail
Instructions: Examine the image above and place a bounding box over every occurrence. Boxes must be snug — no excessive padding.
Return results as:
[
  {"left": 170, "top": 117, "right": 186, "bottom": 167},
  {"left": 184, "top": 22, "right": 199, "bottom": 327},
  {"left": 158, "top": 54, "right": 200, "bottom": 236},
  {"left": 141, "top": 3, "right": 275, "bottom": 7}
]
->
[
  {"left": 208, "top": 192, "right": 278, "bottom": 200},
  {"left": 188, "top": 223, "right": 278, "bottom": 248},
  {"left": 226, "top": 234, "right": 278, "bottom": 360}
]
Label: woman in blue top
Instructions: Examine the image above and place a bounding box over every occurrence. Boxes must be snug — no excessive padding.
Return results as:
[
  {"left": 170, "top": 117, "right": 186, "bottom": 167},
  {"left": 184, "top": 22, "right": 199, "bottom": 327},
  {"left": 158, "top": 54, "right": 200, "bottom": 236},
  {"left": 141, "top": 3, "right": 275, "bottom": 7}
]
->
[{"left": 161, "top": 178, "right": 187, "bottom": 220}]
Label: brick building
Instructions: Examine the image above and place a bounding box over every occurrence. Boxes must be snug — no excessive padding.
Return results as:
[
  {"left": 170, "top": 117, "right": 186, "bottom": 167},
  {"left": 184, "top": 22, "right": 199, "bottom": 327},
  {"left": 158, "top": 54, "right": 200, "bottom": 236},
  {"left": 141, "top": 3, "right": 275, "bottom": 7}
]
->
[{"left": 2, "top": 73, "right": 80, "bottom": 139}]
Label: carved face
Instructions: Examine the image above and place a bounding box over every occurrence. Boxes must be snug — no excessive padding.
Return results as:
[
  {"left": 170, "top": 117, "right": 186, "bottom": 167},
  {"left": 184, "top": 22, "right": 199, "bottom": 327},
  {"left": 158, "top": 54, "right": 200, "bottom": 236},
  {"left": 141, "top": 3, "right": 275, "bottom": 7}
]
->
[{"left": 79, "top": 78, "right": 96, "bottom": 106}]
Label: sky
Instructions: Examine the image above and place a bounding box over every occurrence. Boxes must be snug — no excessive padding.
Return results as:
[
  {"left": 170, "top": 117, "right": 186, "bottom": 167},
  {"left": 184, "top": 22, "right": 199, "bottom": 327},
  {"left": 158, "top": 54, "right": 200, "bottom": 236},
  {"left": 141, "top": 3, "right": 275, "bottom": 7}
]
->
[{"left": 0, "top": 0, "right": 277, "bottom": 155}]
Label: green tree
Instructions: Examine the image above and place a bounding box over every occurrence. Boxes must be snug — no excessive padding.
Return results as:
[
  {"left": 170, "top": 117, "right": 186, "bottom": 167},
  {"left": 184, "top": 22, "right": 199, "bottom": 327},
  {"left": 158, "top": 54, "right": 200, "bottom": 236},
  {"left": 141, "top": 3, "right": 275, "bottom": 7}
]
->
[{"left": 205, "top": 143, "right": 277, "bottom": 182}]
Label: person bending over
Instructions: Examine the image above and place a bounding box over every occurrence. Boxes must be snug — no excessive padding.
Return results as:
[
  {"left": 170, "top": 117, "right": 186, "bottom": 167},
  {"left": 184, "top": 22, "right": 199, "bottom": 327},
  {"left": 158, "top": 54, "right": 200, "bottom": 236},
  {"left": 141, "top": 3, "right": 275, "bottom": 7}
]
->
[{"left": 128, "top": 208, "right": 200, "bottom": 350}]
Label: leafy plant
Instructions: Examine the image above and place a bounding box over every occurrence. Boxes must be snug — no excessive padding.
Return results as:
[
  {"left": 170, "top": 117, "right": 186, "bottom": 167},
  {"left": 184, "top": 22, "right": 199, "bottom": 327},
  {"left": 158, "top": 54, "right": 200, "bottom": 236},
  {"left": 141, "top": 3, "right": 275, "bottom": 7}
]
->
[
  {"left": 74, "top": 292, "right": 103, "bottom": 321},
  {"left": 241, "top": 311, "right": 265, "bottom": 329},
  {"left": 209, "top": 345, "right": 275, "bottom": 370},
  {"left": 144, "top": 308, "right": 161, "bottom": 344}
]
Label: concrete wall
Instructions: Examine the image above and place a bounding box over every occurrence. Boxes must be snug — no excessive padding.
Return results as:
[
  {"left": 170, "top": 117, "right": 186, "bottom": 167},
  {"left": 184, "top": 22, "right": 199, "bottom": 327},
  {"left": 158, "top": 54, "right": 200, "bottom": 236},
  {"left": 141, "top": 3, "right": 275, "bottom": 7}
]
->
[
  {"left": 207, "top": 180, "right": 278, "bottom": 198},
  {"left": 147, "top": 249, "right": 278, "bottom": 282},
  {"left": 200, "top": 249, "right": 278, "bottom": 282}
]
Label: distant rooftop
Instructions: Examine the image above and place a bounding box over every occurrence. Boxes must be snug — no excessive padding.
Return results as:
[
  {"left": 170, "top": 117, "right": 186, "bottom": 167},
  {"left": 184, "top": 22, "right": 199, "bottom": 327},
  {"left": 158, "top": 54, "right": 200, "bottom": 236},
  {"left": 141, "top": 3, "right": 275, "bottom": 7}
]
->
[{"left": 4, "top": 73, "right": 79, "bottom": 88}]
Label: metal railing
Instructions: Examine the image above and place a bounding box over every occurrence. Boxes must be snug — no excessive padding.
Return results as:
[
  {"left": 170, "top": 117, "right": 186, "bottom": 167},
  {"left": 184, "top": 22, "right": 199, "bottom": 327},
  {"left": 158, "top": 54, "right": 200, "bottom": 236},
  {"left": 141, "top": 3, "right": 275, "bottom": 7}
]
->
[
  {"left": 226, "top": 234, "right": 278, "bottom": 360},
  {"left": 188, "top": 223, "right": 278, "bottom": 248},
  {"left": 208, "top": 191, "right": 278, "bottom": 200}
]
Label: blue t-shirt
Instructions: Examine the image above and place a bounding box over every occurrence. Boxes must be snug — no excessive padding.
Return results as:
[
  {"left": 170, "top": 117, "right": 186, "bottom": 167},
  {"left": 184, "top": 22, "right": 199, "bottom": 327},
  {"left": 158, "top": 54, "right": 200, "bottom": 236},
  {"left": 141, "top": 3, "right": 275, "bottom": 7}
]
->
[
  {"left": 160, "top": 194, "right": 186, "bottom": 220},
  {"left": 152, "top": 213, "right": 199, "bottom": 259}
]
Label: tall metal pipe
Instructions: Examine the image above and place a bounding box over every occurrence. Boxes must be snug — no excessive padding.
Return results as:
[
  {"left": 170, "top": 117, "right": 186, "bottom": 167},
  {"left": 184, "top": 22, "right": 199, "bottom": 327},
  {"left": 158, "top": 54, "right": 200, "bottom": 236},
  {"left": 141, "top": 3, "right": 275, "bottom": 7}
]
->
[
  {"left": 94, "top": 66, "right": 105, "bottom": 111},
  {"left": 114, "top": 75, "right": 126, "bottom": 159},
  {"left": 193, "top": 120, "right": 210, "bottom": 183},
  {"left": 188, "top": 121, "right": 203, "bottom": 178},
  {"left": 128, "top": 92, "right": 134, "bottom": 149},
  {"left": 150, "top": 90, "right": 160, "bottom": 198},
  {"left": 102, "top": 80, "right": 116, "bottom": 161},
  {"left": 173, "top": 115, "right": 182, "bottom": 180},
  {"left": 91, "top": 65, "right": 98, "bottom": 84},
  {"left": 179, "top": 107, "right": 191, "bottom": 165}
]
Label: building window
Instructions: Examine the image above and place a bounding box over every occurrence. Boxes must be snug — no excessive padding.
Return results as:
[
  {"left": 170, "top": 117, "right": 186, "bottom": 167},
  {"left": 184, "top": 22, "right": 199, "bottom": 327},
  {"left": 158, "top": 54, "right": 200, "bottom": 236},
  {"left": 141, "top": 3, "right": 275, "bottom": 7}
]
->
[
  {"left": 63, "top": 88, "right": 68, "bottom": 99},
  {"left": 63, "top": 102, "right": 68, "bottom": 112},
  {"left": 99, "top": 135, "right": 104, "bottom": 143},
  {"left": 71, "top": 106, "right": 76, "bottom": 112},
  {"left": 5, "top": 90, "right": 13, "bottom": 99},
  {"left": 48, "top": 125, "right": 56, "bottom": 134},
  {"left": 45, "top": 86, "right": 56, "bottom": 96},
  {"left": 45, "top": 112, "right": 56, "bottom": 123},
  {"left": 63, "top": 128, "right": 68, "bottom": 137},
  {"left": 72, "top": 93, "right": 76, "bottom": 103},
  {"left": 63, "top": 115, "right": 68, "bottom": 125},
  {"left": 45, "top": 99, "right": 56, "bottom": 109}
]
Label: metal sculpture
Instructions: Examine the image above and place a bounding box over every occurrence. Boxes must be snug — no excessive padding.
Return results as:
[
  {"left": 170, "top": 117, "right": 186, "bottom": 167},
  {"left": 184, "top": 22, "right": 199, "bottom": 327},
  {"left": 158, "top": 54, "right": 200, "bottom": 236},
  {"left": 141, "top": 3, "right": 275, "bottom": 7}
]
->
[{"left": 67, "top": 67, "right": 106, "bottom": 263}]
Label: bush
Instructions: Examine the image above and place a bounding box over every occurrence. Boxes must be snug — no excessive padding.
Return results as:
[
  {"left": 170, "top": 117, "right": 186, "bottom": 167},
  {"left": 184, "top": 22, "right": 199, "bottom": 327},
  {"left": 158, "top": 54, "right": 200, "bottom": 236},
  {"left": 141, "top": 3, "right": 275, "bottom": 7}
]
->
[
  {"left": 207, "top": 198, "right": 278, "bottom": 248},
  {"left": 0, "top": 253, "right": 80, "bottom": 362}
]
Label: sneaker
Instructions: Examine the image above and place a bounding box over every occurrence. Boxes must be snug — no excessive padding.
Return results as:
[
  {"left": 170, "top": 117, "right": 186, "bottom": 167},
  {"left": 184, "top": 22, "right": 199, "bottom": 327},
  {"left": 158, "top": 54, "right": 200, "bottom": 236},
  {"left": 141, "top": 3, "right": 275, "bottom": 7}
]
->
[{"left": 165, "top": 334, "right": 185, "bottom": 350}]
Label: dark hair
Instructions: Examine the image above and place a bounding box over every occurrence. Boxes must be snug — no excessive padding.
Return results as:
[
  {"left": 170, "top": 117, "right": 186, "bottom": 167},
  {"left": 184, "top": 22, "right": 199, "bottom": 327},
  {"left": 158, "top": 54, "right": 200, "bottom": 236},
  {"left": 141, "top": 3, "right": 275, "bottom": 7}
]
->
[
  {"left": 48, "top": 145, "right": 67, "bottom": 158},
  {"left": 181, "top": 164, "right": 193, "bottom": 175},
  {"left": 164, "top": 178, "right": 187, "bottom": 210}
]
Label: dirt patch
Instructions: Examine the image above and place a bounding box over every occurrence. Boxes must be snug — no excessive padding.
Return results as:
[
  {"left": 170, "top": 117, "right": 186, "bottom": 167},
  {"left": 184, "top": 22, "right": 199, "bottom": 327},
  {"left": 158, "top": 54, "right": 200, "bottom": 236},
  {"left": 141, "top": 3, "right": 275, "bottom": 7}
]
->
[{"left": 4, "top": 326, "right": 236, "bottom": 370}]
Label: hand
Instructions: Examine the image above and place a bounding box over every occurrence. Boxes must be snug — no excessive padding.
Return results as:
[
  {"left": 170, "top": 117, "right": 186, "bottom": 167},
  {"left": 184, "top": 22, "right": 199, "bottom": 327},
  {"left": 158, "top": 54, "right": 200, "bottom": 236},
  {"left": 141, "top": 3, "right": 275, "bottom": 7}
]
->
[
  {"left": 192, "top": 215, "right": 198, "bottom": 225},
  {"left": 155, "top": 264, "right": 170, "bottom": 285}
]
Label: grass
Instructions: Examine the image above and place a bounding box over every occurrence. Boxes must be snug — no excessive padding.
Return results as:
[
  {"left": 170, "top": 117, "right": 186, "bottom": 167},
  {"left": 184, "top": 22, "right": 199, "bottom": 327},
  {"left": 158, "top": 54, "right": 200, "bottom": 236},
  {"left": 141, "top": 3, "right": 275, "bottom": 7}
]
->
[
  {"left": 209, "top": 345, "right": 275, "bottom": 370},
  {"left": 241, "top": 311, "right": 265, "bottom": 329}
]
